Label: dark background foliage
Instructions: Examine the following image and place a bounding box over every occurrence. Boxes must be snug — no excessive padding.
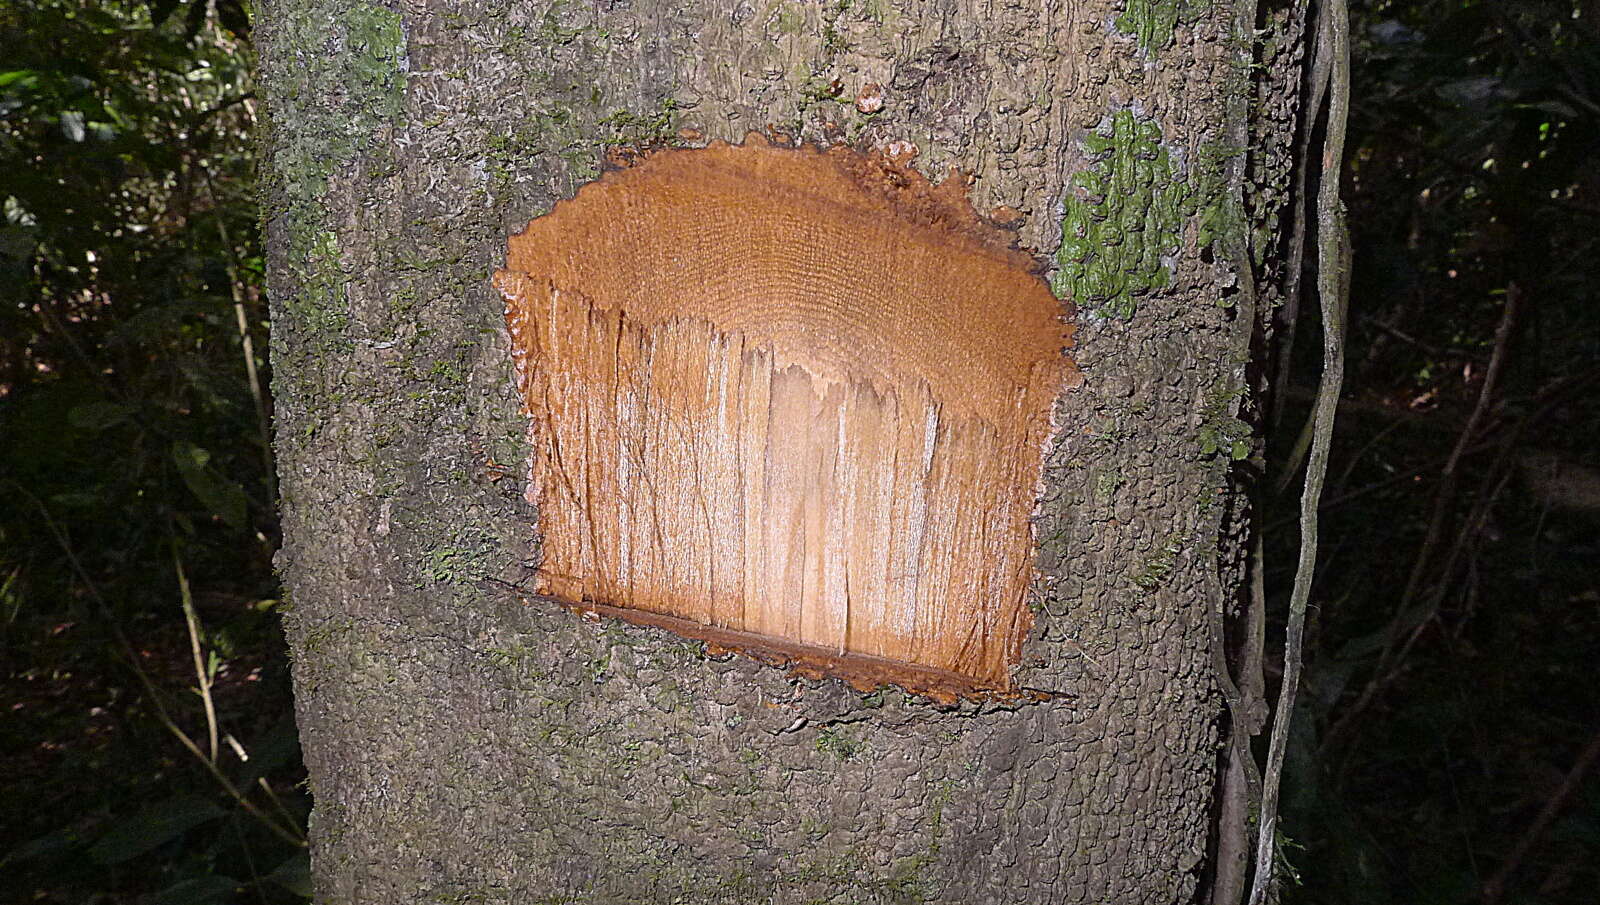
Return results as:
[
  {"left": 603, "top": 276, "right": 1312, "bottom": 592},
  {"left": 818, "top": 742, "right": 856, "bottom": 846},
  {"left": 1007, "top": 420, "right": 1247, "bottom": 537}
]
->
[
  {"left": 0, "top": 1, "right": 1593, "bottom": 903},
  {"left": 1273, "top": 2, "right": 1599, "bottom": 902},
  {"left": 1, "top": 1, "right": 306, "bottom": 902}
]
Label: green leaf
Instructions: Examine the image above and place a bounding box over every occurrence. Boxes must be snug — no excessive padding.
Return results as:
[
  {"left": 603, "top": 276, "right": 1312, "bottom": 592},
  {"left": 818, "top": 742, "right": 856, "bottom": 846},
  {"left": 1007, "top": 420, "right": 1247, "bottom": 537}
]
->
[
  {"left": 146, "top": 876, "right": 241, "bottom": 905},
  {"left": 265, "top": 851, "right": 313, "bottom": 897},
  {"left": 1, "top": 827, "right": 80, "bottom": 868},
  {"left": 232, "top": 714, "right": 303, "bottom": 791},
  {"left": 86, "top": 794, "right": 224, "bottom": 865},
  {"left": 67, "top": 400, "right": 134, "bottom": 431},
  {"left": 171, "top": 441, "right": 248, "bottom": 530},
  {"left": 0, "top": 69, "right": 40, "bottom": 90}
]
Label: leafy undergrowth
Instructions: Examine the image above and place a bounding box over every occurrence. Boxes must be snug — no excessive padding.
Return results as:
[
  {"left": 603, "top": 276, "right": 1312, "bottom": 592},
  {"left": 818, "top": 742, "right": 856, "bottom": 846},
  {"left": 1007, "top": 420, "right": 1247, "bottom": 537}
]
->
[
  {"left": 1, "top": 2, "right": 308, "bottom": 902},
  {"left": 1273, "top": 2, "right": 1600, "bottom": 902},
  {"left": 3, "top": 593, "right": 308, "bottom": 904}
]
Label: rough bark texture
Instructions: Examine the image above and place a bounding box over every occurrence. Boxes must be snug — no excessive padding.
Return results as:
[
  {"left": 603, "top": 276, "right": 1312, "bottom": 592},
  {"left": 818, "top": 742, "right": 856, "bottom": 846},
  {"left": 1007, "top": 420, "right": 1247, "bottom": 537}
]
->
[{"left": 259, "top": 0, "right": 1297, "bottom": 901}]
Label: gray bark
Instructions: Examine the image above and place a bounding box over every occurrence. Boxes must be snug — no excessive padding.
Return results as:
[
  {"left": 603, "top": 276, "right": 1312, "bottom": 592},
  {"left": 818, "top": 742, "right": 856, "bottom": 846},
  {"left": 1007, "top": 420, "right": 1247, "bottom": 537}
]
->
[{"left": 259, "top": 0, "right": 1303, "bottom": 901}]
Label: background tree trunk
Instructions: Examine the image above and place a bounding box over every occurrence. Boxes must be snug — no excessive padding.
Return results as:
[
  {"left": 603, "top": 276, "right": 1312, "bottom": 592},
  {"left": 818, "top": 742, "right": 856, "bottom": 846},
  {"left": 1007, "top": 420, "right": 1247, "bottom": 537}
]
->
[{"left": 260, "top": 0, "right": 1303, "bottom": 900}]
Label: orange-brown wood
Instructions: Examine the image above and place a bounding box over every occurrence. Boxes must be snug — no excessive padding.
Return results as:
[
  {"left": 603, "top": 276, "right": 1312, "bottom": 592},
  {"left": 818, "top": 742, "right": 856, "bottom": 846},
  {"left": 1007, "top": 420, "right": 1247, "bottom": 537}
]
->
[{"left": 495, "top": 135, "right": 1076, "bottom": 692}]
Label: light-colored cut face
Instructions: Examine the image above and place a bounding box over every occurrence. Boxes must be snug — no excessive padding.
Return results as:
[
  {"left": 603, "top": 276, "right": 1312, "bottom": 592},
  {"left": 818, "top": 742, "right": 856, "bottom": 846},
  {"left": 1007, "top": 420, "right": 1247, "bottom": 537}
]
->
[{"left": 496, "top": 136, "right": 1075, "bottom": 692}]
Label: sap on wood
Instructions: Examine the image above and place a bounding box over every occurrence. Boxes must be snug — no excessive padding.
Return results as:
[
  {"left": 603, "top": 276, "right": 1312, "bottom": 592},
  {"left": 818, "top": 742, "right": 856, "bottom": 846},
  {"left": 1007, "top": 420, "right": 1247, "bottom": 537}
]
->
[{"left": 494, "top": 135, "right": 1076, "bottom": 697}]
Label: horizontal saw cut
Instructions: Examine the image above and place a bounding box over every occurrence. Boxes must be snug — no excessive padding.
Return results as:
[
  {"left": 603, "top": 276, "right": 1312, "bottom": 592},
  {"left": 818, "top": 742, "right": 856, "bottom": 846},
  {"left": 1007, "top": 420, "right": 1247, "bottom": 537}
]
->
[{"left": 495, "top": 134, "right": 1076, "bottom": 695}]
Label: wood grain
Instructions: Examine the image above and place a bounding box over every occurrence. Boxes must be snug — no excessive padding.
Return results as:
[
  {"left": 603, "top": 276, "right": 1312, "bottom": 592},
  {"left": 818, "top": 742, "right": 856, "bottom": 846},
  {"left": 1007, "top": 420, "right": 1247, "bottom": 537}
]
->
[{"left": 495, "top": 135, "right": 1075, "bottom": 690}]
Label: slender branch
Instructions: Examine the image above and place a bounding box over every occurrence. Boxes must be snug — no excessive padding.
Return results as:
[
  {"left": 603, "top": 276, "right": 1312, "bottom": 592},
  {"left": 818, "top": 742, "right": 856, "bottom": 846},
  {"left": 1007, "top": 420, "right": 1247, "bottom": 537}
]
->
[
  {"left": 230, "top": 813, "right": 274, "bottom": 905},
  {"left": 1482, "top": 724, "right": 1600, "bottom": 903},
  {"left": 1208, "top": 536, "right": 1268, "bottom": 905},
  {"left": 190, "top": 90, "right": 258, "bottom": 124},
  {"left": 1207, "top": 0, "right": 1302, "bottom": 899},
  {"left": 1269, "top": 0, "right": 1328, "bottom": 436},
  {"left": 8, "top": 481, "right": 306, "bottom": 847},
  {"left": 1322, "top": 284, "right": 1521, "bottom": 753},
  {"left": 257, "top": 775, "right": 305, "bottom": 838},
  {"left": 1260, "top": 364, "right": 1600, "bottom": 531},
  {"left": 202, "top": 168, "right": 277, "bottom": 507},
  {"left": 143, "top": 681, "right": 308, "bottom": 848},
  {"left": 175, "top": 546, "right": 221, "bottom": 762},
  {"left": 1249, "top": 0, "right": 1350, "bottom": 900}
]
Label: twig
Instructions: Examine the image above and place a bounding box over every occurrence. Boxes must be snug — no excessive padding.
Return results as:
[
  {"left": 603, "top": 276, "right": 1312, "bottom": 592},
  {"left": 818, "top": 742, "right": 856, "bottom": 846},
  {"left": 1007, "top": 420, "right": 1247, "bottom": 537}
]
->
[
  {"left": 256, "top": 775, "right": 305, "bottom": 841},
  {"left": 1261, "top": 365, "right": 1600, "bottom": 531},
  {"left": 1482, "top": 724, "right": 1600, "bottom": 903},
  {"left": 175, "top": 546, "right": 220, "bottom": 762},
  {"left": 1365, "top": 320, "right": 1447, "bottom": 358},
  {"left": 1269, "top": 0, "right": 1327, "bottom": 423},
  {"left": 1249, "top": 0, "right": 1350, "bottom": 900},
  {"left": 1271, "top": 402, "right": 1316, "bottom": 498},
  {"left": 190, "top": 91, "right": 258, "bottom": 124},
  {"left": 1207, "top": 0, "right": 1299, "bottom": 899},
  {"left": 201, "top": 168, "right": 276, "bottom": 508},
  {"left": 1208, "top": 535, "right": 1268, "bottom": 905},
  {"left": 1322, "top": 284, "right": 1521, "bottom": 754},
  {"left": 231, "top": 814, "right": 273, "bottom": 905},
  {"left": 144, "top": 686, "right": 307, "bottom": 847},
  {"left": 9, "top": 481, "right": 306, "bottom": 847}
]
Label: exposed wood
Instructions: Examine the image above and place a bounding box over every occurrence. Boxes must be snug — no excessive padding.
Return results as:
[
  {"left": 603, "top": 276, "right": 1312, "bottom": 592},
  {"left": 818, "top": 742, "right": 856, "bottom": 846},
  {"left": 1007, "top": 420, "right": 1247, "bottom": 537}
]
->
[
  {"left": 263, "top": 0, "right": 1293, "bottom": 895},
  {"left": 496, "top": 135, "right": 1075, "bottom": 689}
]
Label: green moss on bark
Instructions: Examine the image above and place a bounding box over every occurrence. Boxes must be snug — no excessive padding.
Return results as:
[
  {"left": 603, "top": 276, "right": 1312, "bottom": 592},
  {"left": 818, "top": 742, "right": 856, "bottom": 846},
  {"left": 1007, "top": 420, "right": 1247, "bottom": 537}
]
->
[
  {"left": 1115, "top": 0, "right": 1209, "bottom": 54},
  {"left": 1052, "top": 110, "right": 1189, "bottom": 319},
  {"left": 1052, "top": 111, "right": 1244, "bottom": 320},
  {"left": 264, "top": 2, "right": 407, "bottom": 336}
]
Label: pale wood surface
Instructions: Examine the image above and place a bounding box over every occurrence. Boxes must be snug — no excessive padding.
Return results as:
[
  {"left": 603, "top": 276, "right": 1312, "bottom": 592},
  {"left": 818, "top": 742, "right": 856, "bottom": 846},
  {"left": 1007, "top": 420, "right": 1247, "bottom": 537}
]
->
[{"left": 497, "top": 136, "right": 1074, "bottom": 687}]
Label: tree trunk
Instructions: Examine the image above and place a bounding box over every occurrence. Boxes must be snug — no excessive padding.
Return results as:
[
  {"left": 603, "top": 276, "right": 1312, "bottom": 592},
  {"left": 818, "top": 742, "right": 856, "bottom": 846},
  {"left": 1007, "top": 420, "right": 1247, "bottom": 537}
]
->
[{"left": 259, "top": 0, "right": 1305, "bottom": 901}]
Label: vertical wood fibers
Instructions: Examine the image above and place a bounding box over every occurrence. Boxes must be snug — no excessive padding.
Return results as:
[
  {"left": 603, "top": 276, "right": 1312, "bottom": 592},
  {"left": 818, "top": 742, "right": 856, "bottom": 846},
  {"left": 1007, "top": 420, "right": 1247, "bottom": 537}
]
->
[{"left": 497, "top": 137, "right": 1075, "bottom": 688}]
